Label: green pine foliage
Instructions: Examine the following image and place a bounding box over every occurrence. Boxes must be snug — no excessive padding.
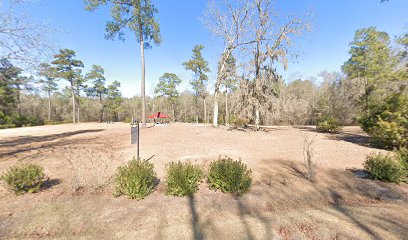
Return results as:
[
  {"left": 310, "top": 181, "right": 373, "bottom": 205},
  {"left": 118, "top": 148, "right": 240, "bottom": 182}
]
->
[
  {"left": 316, "top": 116, "right": 341, "bottom": 133},
  {"left": 364, "top": 153, "right": 406, "bottom": 183},
  {"left": 395, "top": 147, "right": 408, "bottom": 172},
  {"left": 207, "top": 157, "right": 252, "bottom": 196},
  {"left": 183, "top": 45, "right": 210, "bottom": 98},
  {"left": 113, "top": 158, "right": 156, "bottom": 200},
  {"left": 1, "top": 164, "right": 46, "bottom": 194},
  {"left": 165, "top": 161, "right": 203, "bottom": 196},
  {"left": 359, "top": 87, "right": 407, "bottom": 149},
  {"left": 0, "top": 113, "right": 44, "bottom": 129}
]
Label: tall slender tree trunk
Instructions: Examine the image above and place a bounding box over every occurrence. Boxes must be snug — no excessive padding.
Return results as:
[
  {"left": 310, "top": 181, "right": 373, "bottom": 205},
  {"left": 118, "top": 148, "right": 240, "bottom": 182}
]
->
[
  {"left": 16, "top": 85, "right": 21, "bottom": 116},
  {"left": 140, "top": 33, "right": 146, "bottom": 128},
  {"left": 255, "top": 109, "right": 260, "bottom": 130},
  {"left": 213, "top": 92, "right": 219, "bottom": 127},
  {"left": 254, "top": 36, "right": 261, "bottom": 131},
  {"left": 99, "top": 94, "right": 103, "bottom": 123},
  {"left": 172, "top": 103, "right": 176, "bottom": 122},
  {"left": 48, "top": 91, "right": 51, "bottom": 121},
  {"left": 213, "top": 50, "right": 234, "bottom": 128},
  {"left": 70, "top": 83, "right": 76, "bottom": 124},
  {"left": 203, "top": 97, "right": 207, "bottom": 123},
  {"left": 77, "top": 104, "right": 80, "bottom": 123},
  {"left": 225, "top": 90, "right": 229, "bottom": 126}
]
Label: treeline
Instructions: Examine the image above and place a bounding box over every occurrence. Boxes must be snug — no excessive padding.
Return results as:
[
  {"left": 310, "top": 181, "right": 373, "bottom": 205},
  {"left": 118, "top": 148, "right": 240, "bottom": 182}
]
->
[
  {"left": 0, "top": 49, "right": 124, "bottom": 128},
  {"left": 0, "top": 27, "right": 406, "bottom": 132}
]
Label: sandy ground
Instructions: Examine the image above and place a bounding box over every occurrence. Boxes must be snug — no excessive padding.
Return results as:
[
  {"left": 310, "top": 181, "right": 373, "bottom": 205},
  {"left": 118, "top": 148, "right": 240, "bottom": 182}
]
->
[{"left": 0, "top": 123, "right": 407, "bottom": 239}]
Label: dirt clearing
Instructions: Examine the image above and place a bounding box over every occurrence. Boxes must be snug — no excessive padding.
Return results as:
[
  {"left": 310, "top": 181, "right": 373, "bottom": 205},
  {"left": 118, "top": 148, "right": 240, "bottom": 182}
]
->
[{"left": 0, "top": 123, "right": 407, "bottom": 239}]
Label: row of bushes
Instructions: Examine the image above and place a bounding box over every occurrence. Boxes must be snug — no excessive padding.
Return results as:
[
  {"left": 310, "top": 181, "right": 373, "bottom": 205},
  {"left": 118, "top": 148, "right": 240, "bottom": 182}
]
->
[
  {"left": 0, "top": 112, "right": 44, "bottom": 129},
  {"left": 364, "top": 148, "right": 408, "bottom": 183},
  {"left": 1, "top": 157, "right": 252, "bottom": 199},
  {"left": 114, "top": 157, "right": 252, "bottom": 199}
]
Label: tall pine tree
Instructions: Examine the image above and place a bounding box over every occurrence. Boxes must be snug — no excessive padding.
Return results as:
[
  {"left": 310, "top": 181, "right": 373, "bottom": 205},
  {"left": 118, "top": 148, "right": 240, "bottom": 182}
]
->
[
  {"left": 51, "top": 49, "right": 84, "bottom": 124},
  {"left": 85, "top": 0, "right": 161, "bottom": 128}
]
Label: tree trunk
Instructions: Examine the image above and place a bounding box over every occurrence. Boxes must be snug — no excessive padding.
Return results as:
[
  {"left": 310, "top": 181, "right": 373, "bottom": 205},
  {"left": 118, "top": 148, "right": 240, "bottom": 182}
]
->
[
  {"left": 77, "top": 104, "right": 80, "bottom": 123},
  {"left": 213, "top": 99, "right": 218, "bottom": 127},
  {"left": 48, "top": 91, "right": 51, "bottom": 121},
  {"left": 212, "top": 50, "right": 234, "bottom": 128},
  {"left": 16, "top": 85, "right": 21, "bottom": 116},
  {"left": 140, "top": 33, "right": 147, "bottom": 128},
  {"left": 71, "top": 83, "right": 76, "bottom": 124},
  {"left": 99, "top": 94, "right": 103, "bottom": 123},
  {"left": 203, "top": 97, "right": 207, "bottom": 123},
  {"left": 225, "top": 90, "right": 229, "bottom": 126},
  {"left": 172, "top": 103, "right": 176, "bottom": 122},
  {"left": 255, "top": 109, "right": 260, "bottom": 131},
  {"left": 212, "top": 91, "right": 218, "bottom": 127}
]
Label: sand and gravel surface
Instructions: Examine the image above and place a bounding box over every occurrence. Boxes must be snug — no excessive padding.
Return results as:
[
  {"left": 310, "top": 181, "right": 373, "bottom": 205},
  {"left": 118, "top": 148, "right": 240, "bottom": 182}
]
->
[{"left": 0, "top": 123, "right": 407, "bottom": 239}]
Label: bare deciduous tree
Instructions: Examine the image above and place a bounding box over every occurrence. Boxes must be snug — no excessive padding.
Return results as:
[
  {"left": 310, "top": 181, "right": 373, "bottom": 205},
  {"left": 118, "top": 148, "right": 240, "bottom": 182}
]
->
[
  {"left": 302, "top": 133, "right": 316, "bottom": 180},
  {"left": 204, "top": 0, "right": 311, "bottom": 129},
  {"left": 203, "top": 0, "right": 252, "bottom": 127},
  {"left": 242, "top": 0, "right": 311, "bottom": 130},
  {"left": 0, "top": 0, "right": 54, "bottom": 69}
]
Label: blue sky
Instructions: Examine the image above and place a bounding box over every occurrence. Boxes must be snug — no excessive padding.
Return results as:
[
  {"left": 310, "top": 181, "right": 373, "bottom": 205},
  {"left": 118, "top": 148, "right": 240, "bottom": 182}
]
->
[{"left": 7, "top": 0, "right": 408, "bottom": 97}]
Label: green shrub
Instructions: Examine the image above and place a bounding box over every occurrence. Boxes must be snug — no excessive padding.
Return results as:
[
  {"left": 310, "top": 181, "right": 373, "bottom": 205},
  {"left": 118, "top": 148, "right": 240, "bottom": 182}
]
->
[
  {"left": 44, "top": 120, "right": 62, "bottom": 125},
  {"left": 1, "top": 164, "right": 46, "bottom": 194},
  {"left": 0, "top": 123, "right": 16, "bottom": 129},
  {"left": 0, "top": 111, "right": 15, "bottom": 129},
  {"left": 0, "top": 113, "right": 44, "bottom": 128},
  {"left": 165, "top": 161, "right": 203, "bottom": 196},
  {"left": 363, "top": 153, "right": 406, "bottom": 183},
  {"left": 395, "top": 147, "right": 408, "bottom": 171},
  {"left": 369, "top": 116, "right": 407, "bottom": 149},
  {"left": 9, "top": 114, "right": 44, "bottom": 127},
  {"left": 316, "top": 117, "right": 341, "bottom": 133},
  {"left": 113, "top": 158, "right": 156, "bottom": 199},
  {"left": 359, "top": 88, "right": 407, "bottom": 149},
  {"left": 207, "top": 157, "right": 252, "bottom": 196}
]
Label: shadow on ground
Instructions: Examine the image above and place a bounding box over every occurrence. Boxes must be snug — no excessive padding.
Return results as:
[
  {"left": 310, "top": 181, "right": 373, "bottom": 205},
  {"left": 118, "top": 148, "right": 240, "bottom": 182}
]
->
[
  {"left": 0, "top": 129, "right": 104, "bottom": 148},
  {"left": 1, "top": 158, "right": 407, "bottom": 239},
  {"left": 153, "top": 159, "right": 407, "bottom": 239},
  {"left": 0, "top": 129, "right": 104, "bottom": 160}
]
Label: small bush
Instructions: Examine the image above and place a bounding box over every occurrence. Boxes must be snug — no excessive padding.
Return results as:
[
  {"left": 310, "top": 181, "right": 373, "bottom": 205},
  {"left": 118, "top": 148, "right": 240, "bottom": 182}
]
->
[
  {"left": 207, "top": 157, "right": 252, "bottom": 196},
  {"left": 10, "top": 114, "right": 44, "bottom": 127},
  {"left": 364, "top": 153, "right": 406, "bottom": 183},
  {"left": 370, "top": 118, "right": 407, "bottom": 149},
  {"left": 316, "top": 117, "right": 341, "bottom": 133},
  {"left": 1, "top": 164, "right": 46, "bottom": 194},
  {"left": 113, "top": 158, "right": 156, "bottom": 199},
  {"left": 229, "top": 115, "right": 249, "bottom": 127},
  {"left": 395, "top": 147, "right": 408, "bottom": 171},
  {"left": 166, "top": 161, "right": 203, "bottom": 196}
]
